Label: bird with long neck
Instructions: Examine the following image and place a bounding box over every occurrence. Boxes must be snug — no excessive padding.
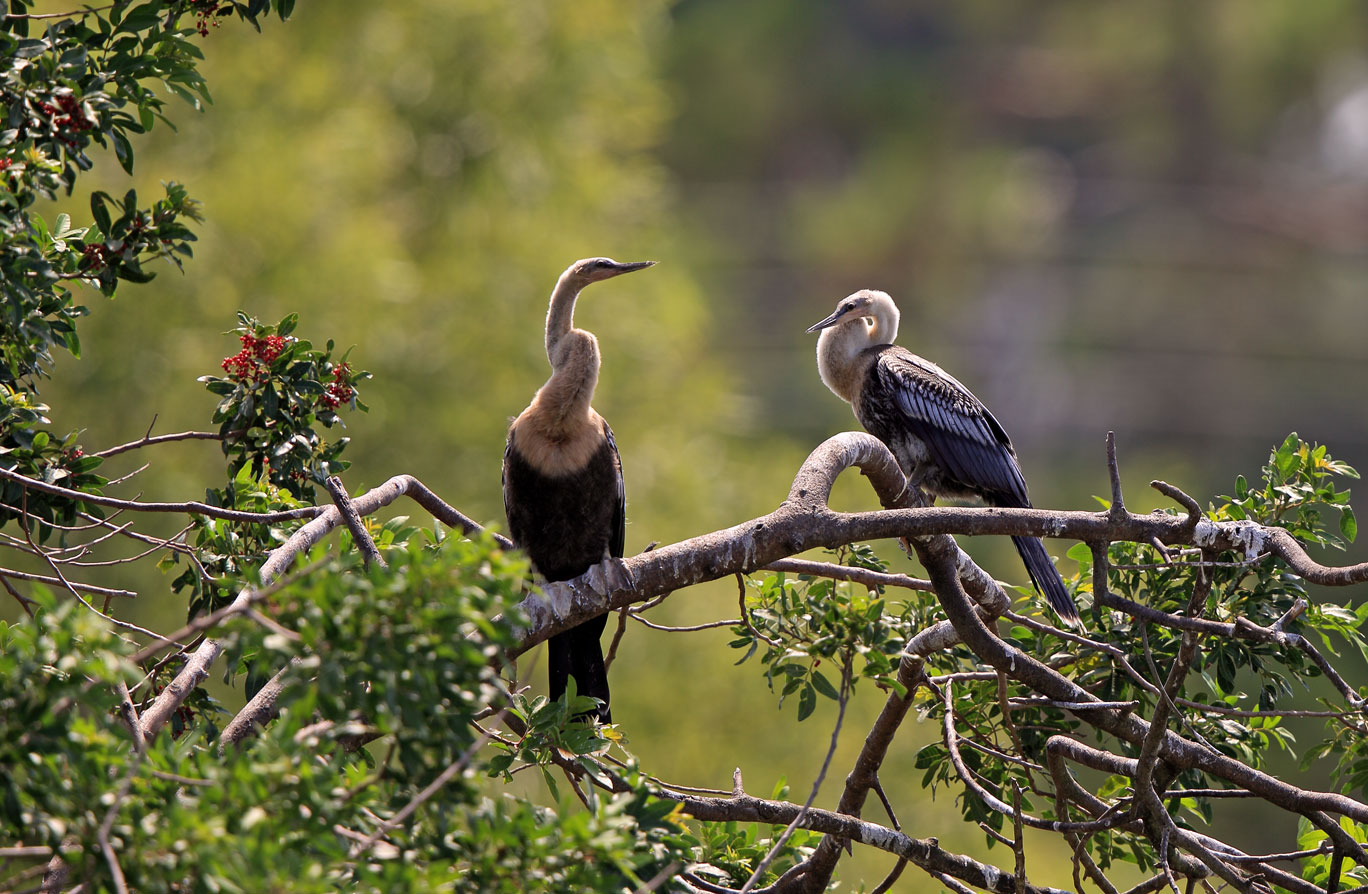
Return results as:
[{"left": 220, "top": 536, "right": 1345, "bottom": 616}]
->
[
  {"left": 808, "top": 289, "right": 1080, "bottom": 626},
  {"left": 503, "top": 257, "right": 654, "bottom": 723}
]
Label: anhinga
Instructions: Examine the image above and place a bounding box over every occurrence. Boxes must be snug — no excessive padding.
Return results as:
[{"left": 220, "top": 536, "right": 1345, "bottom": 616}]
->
[
  {"left": 807, "top": 289, "right": 1080, "bottom": 626},
  {"left": 503, "top": 257, "right": 654, "bottom": 723}
]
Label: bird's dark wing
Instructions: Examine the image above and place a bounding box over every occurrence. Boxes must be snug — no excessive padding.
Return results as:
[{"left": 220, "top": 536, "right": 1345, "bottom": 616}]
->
[
  {"left": 875, "top": 347, "right": 1031, "bottom": 506},
  {"left": 500, "top": 435, "right": 517, "bottom": 543},
  {"left": 602, "top": 420, "right": 626, "bottom": 559}
]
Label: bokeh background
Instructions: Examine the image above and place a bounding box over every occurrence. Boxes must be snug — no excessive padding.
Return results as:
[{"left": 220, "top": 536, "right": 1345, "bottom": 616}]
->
[{"left": 24, "top": 0, "right": 1368, "bottom": 887}]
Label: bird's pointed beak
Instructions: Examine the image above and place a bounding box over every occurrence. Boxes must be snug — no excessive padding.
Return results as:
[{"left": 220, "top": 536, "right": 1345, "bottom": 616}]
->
[
  {"left": 806, "top": 309, "right": 845, "bottom": 333},
  {"left": 606, "top": 260, "right": 656, "bottom": 276}
]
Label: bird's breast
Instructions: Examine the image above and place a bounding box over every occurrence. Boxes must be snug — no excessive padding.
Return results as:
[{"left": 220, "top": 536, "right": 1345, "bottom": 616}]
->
[
  {"left": 503, "top": 433, "right": 622, "bottom": 581},
  {"left": 507, "top": 408, "right": 604, "bottom": 478}
]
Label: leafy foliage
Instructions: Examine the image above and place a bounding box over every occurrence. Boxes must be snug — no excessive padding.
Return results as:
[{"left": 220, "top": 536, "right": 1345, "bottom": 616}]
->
[
  {"left": 1220, "top": 431, "right": 1359, "bottom": 549},
  {"left": 0, "top": 589, "right": 138, "bottom": 854},
  {"left": 731, "top": 545, "right": 925, "bottom": 720},
  {"left": 199, "top": 311, "right": 368, "bottom": 501},
  {"left": 904, "top": 436, "right": 1367, "bottom": 876},
  {"left": 1, "top": 0, "right": 296, "bottom": 388},
  {"left": 0, "top": 385, "right": 105, "bottom": 536},
  {"left": 0, "top": 0, "right": 296, "bottom": 547}
]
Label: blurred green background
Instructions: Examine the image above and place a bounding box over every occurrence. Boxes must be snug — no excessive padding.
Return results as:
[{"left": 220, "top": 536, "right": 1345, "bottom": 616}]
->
[{"left": 23, "top": 0, "right": 1368, "bottom": 887}]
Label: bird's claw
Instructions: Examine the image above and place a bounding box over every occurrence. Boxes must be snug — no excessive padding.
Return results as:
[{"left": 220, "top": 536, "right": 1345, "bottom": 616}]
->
[
  {"left": 542, "top": 581, "right": 573, "bottom": 619},
  {"left": 605, "top": 557, "right": 636, "bottom": 593},
  {"left": 584, "top": 563, "right": 610, "bottom": 597}
]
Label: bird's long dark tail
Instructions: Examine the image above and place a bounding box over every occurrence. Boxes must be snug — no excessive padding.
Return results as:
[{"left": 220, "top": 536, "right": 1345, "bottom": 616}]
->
[
  {"left": 1011, "top": 535, "right": 1081, "bottom": 627},
  {"left": 547, "top": 613, "right": 612, "bottom": 723}
]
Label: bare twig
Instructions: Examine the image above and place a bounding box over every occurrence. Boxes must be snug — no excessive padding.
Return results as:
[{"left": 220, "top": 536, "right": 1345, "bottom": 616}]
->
[
  {"left": 736, "top": 573, "right": 782, "bottom": 649},
  {"left": 96, "top": 756, "right": 142, "bottom": 894},
  {"left": 93, "top": 430, "right": 225, "bottom": 459},
  {"left": 628, "top": 612, "right": 741, "bottom": 633},
  {"left": 1107, "top": 431, "right": 1126, "bottom": 521},
  {"left": 3, "top": 3, "right": 115, "bottom": 20},
  {"left": 0, "top": 465, "right": 319, "bottom": 524},
  {"left": 324, "top": 476, "right": 385, "bottom": 568},
  {"left": 603, "top": 607, "right": 630, "bottom": 671},
  {"left": 1151, "top": 480, "right": 1203, "bottom": 525},
  {"left": 762, "top": 557, "right": 933, "bottom": 592},
  {"left": 1012, "top": 780, "right": 1028, "bottom": 894},
  {"left": 19, "top": 495, "right": 162, "bottom": 641},
  {"left": 667, "top": 786, "right": 1076, "bottom": 894},
  {"left": 739, "top": 658, "right": 853, "bottom": 893}
]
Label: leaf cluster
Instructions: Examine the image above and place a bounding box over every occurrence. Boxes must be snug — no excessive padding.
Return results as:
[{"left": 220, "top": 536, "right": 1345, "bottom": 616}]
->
[
  {"left": 199, "top": 312, "right": 369, "bottom": 502},
  {"left": 731, "top": 546, "right": 928, "bottom": 720},
  {"left": 1219, "top": 431, "right": 1358, "bottom": 549},
  {"left": 0, "top": 0, "right": 291, "bottom": 545},
  {"left": 0, "top": 385, "right": 104, "bottom": 535}
]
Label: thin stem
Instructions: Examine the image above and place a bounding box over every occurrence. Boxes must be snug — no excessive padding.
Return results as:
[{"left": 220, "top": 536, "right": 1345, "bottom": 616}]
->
[{"left": 739, "top": 658, "right": 853, "bottom": 894}]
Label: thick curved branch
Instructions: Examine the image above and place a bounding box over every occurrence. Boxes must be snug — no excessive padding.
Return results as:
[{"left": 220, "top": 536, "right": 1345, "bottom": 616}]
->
[{"left": 510, "top": 432, "right": 1368, "bottom": 659}]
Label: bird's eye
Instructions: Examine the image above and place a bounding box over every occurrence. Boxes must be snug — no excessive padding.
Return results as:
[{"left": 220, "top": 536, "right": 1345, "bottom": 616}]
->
[{"left": 841, "top": 303, "right": 854, "bottom": 313}]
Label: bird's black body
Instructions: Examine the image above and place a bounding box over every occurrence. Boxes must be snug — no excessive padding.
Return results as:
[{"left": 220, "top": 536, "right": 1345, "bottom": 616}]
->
[
  {"left": 808, "top": 288, "right": 1078, "bottom": 625},
  {"left": 503, "top": 420, "right": 624, "bottom": 723},
  {"left": 857, "top": 346, "right": 1079, "bottom": 625},
  {"left": 503, "top": 256, "right": 653, "bottom": 724}
]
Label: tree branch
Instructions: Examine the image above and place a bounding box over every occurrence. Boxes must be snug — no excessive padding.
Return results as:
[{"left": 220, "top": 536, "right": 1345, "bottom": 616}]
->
[
  {"left": 92, "top": 430, "right": 224, "bottom": 459},
  {"left": 664, "top": 787, "right": 1075, "bottom": 894}
]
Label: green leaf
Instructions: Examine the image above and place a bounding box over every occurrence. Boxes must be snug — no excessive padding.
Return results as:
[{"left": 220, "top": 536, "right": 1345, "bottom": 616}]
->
[
  {"left": 541, "top": 767, "right": 561, "bottom": 803},
  {"left": 120, "top": 2, "right": 162, "bottom": 33},
  {"left": 117, "top": 260, "right": 156, "bottom": 284},
  {"left": 1066, "top": 542, "right": 1092, "bottom": 562},
  {"left": 90, "top": 192, "right": 113, "bottom": 234},
  {"left": 1342, "top": 507, "right": 1357, "bottom": 543},
  {"left": 810, "top": 670, "right": 840, "bottom": 701},
  {"left": 203, "top": 379, "right": 235, "bottom": 396},
  {"left": 796, "top": 683, "right": 816, "bottom": 721},
  {"left": 111, "top": 129, "right": 134, "bottom": 175}
]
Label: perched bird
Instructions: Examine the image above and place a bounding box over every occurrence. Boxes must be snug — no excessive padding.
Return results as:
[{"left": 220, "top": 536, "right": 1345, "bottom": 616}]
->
[
  {"left": 807, "top": 289, "right": 1079, "bottom": 626},
  {"left": 503, "top": 257, "right": 654, "bottom": 722}
]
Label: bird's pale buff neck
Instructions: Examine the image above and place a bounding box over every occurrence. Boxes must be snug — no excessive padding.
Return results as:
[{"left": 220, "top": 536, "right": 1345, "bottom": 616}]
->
[
  {"left": 510, "top": 277, "right": 605, "bottom": 476},
  {"left": 545, "top": 267, "right": 589, "bottom": 364},
  {"left": 815, "top": 292, "right": 901, "bottom": 404},
  {"left": 533, "top": 329, "right": 600, "bottom": 432}
]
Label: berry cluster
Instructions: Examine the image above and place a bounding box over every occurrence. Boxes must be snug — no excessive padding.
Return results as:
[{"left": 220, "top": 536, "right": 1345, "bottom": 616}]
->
[
  {"left": 189, "top": 0, "right": 227, "bottom": 36},
  {"left": 0, "top": 158, "right": 11, "bottom": 173},
  {"left": 220, "top": 333, "right": 288, "bottom": 381},
  {"left": 36, "top": 93, "right": 93, "bottom": 147},
  {"left": 81, "top": 242, "right": 110, "bottom": 272},
  {"left": 319, "top": 362, "right": 355, "bottom": 410}
]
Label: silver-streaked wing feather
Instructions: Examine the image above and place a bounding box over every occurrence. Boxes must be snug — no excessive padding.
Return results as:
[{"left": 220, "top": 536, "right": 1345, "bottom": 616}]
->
[{"left": 876, "top": 348, "right": 1031, "bottom": 506}]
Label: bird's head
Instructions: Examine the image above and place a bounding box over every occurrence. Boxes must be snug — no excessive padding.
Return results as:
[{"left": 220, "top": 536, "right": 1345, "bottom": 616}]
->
[
  {"left": 567, "top": 257, "right": 657, "bottom": 284},
  {"left": 806, "top": 289, "right": 893, "bottom": 333}
]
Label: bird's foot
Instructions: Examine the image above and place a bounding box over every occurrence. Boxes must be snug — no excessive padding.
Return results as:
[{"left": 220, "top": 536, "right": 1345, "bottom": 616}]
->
[
  {"left": 583, "top": 557, "right": 635, "bottom": 597},
  {"left": 605, "top": 556, "right": 636, "bottom": 593}
]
